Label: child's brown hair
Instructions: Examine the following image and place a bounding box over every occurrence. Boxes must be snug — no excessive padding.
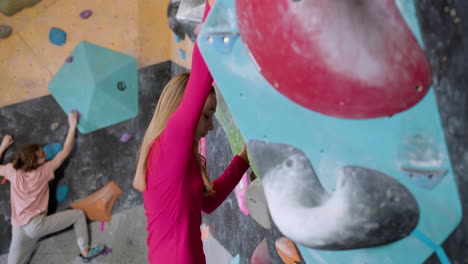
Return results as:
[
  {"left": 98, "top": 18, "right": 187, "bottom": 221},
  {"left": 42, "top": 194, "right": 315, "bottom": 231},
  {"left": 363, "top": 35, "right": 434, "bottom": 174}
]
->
[{"left": 13, "top": 144, "right": 42, "bottom": 172}]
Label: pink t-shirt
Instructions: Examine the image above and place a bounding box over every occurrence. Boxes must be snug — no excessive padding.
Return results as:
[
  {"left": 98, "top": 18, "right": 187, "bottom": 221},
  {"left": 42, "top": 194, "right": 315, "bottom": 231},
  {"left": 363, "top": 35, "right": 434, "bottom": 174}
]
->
[{"left": 0, "top": 162, "right": 54, "bottom": 226}]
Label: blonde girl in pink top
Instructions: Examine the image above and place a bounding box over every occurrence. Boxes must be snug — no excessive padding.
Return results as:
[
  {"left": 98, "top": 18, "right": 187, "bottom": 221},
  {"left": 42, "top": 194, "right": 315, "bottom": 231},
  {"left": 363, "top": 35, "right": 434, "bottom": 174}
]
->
[
  {"left": 0, "top": 112, "right": 105, "bottom": 264},
  {"left": 133, "top": 1, "right": 251, "bottom": 262}
]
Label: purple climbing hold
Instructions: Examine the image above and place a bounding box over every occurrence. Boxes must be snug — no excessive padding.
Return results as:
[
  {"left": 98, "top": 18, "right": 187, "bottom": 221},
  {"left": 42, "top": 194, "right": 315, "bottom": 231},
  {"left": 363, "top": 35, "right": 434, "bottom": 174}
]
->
[
  {"left": 80, "top": 10, "right": 93, "bottom": 19},
  {"left": 65, "top": 56, "right": 73, "bottom": 63},
  {"left": 120, "top": 133, "right": 133, "bottom": 142},
  {"left": 71, "top": 109, "right": 81, "bottom": 120},
  {"left": 102, "top": 248, "right": 113, "bottom": 256}
]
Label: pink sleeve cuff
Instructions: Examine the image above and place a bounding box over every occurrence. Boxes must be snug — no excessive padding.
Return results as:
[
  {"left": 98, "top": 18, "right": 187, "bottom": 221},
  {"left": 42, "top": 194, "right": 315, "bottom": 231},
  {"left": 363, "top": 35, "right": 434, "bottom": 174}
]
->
[{"left": 233, "top": 155, "right": 250, "bottom": 171}]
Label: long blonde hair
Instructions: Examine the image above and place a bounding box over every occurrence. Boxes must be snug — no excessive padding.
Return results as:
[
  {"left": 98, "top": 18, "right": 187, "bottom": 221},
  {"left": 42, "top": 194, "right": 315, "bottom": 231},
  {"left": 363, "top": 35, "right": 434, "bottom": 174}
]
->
[{"left": 133, "top": 73, "right": 214, "bottom": 194}]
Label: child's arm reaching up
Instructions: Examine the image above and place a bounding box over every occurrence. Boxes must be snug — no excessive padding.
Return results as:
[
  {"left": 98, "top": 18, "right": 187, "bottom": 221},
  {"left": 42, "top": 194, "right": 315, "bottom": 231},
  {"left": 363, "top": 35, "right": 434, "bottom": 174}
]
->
[
  {"left": 49, "top": 112, "right": 77, "bottom": 171},
  {"left": 0, "top": 135, "right": 14, "bottom": 175},
  {"left": 0, "top": 135, "right": 13, "bottom": 160}
]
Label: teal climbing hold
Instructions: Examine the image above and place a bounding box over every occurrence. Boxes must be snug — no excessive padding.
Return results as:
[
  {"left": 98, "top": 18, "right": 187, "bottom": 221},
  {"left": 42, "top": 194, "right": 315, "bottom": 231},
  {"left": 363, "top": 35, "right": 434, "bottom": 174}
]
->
[
  {"left": 43, "top": 143, "right": 63, "bottom": 160},
  {"left": 178, "top": 48, "right": 186, "bottom": 60},
  {"left": 173, "top": 33, "right": 182, "bottom": 43},
  {"left": 49, "top": 27, "right": 67, "bottom": 46},
  {"left": 49, "top": 41, "right": 139, "bottom": 134},
  {"left": 56, "top": 185, "right": 69, "bottom": 203},
  {"left": 231, "top": 255, "right": 240, "bottom": 264}
]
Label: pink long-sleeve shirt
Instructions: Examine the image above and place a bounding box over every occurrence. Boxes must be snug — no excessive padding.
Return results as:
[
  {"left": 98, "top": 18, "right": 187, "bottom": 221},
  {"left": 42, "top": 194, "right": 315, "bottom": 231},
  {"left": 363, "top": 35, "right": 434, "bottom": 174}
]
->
[{"left": 142, "top": 3, "right": 250, "bottom": 263}]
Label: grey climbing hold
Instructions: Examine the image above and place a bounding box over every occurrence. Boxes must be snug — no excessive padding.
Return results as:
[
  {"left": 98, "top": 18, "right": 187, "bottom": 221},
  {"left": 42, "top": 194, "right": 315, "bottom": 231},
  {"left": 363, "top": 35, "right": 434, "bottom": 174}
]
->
[
  {"left": 0, "top": 25, "right": 13, "bottom": 39},
  {"left": 50, "top": 122, "right": 60, "bottom": 130},
  {"left": 0, "top": 0, "right": 41, "bottom": 16},
  {"left": 245, "top": 178, "right": 272, "bottom": 229},
  {"left": 247, "top": 140, "right": 420, "bottom": 250}
]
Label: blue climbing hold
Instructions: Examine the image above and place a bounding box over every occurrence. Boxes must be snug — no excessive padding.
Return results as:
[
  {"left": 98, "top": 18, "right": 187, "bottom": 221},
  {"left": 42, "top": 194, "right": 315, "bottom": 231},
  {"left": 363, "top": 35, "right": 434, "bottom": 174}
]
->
[
  {"left": 43, "top": 143, "right": 63, "bottom": 160},
  {"left": 177, "top": 48, "right": 186, "bottom": 60},
  {"left": 231, "top": 255, "right": 240, "bottom": 264},
  {"left": 49, "top": 27, "right": 67, "bottom": 46},
  {"left": 56, "top": 185, "right": 69, "bottom": 203},
  {"left": 173, "top": 33, "right": 181, "bottom": 43}
]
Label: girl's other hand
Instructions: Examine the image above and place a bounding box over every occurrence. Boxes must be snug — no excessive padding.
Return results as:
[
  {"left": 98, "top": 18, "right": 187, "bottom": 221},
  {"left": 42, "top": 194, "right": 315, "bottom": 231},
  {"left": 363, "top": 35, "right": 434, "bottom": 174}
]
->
[
  {"left": 0, "top": 135, "right": 14, "bottom": 150},
  {"left": 239, "top": 143, "right": 249, "bottom": 163}
]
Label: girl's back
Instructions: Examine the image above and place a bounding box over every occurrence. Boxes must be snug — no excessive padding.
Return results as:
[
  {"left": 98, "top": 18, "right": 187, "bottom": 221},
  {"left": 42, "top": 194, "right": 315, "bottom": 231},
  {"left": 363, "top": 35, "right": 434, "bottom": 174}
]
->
[{"left": 1, "top": 162, "right": 54, "bottom": 226}]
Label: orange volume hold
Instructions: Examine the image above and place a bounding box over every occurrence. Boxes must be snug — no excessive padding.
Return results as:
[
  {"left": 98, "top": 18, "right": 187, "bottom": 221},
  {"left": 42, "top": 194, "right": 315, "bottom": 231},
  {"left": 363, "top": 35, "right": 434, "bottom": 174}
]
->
[
  {"left": 275, "top": 237, "right": 300, "bottom": 264},
  {"left": 71, "top": 181, "right": 122, "bottom": 221}
]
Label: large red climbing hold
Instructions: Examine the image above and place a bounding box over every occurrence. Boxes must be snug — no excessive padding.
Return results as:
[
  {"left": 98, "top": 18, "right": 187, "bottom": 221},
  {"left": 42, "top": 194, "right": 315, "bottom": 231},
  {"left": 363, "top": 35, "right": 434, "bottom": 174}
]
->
[{"left": 236, "top": 0, "right": 431, "bottom": 119}]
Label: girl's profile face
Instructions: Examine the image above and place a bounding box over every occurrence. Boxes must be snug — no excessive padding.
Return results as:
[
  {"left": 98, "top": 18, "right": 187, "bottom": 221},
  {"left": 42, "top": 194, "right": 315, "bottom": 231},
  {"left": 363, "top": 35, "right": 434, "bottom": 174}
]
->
[
  {"left": 195, "top": 94, "right": 217, "bottom": 141},
  {"left": 36, "top": 149, "right": 46, "bottom": 166}
]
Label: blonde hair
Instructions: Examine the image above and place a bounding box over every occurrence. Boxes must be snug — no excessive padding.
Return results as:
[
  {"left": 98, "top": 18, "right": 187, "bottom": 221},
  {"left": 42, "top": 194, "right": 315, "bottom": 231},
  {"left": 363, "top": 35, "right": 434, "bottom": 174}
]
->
[{"left": 133, "top": 73, "right": 215, "bottom": 194}]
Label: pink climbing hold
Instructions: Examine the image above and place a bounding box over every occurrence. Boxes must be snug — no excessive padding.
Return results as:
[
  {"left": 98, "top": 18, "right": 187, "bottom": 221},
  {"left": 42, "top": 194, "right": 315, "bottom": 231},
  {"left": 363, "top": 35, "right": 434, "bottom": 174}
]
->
[
  {"left": 100, "top": 221, "right": 105, "bottom": 232},
  {"left": 194, "top": 23, "right": 203, "bottom": 35},
  {"left": 120, "top": 133, "right": 133, "bottom": 142},
  {"left": 71, "top": 109, "right": 81, "bottom": 120},
  {"left": 235, "top": 173, "right": 249, "bottom": 216},
  {"left": 65, "top": 56, "right": 73, "bottom": 63},
  {"left": 80, "top": 10, "right": 92, "bottom": 19},
  {"left": 251, "top": 238, "right": 271, "bottom": 264}
]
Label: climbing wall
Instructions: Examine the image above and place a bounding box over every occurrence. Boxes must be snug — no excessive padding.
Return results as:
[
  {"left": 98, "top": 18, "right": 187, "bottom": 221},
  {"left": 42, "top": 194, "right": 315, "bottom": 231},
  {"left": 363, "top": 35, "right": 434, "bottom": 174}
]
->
[{"left": 200, "top": 0, "right": 468, "bottom": 263}]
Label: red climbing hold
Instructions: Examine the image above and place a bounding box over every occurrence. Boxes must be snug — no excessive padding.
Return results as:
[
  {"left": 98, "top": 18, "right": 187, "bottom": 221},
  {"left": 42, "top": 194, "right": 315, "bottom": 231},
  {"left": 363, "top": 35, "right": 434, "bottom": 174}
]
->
[
  {"left": 236, "top": 0, "right": 431, "bottom": 119},
  {"left": 251, "top": 238, "right": 271, "bottom": 264}
]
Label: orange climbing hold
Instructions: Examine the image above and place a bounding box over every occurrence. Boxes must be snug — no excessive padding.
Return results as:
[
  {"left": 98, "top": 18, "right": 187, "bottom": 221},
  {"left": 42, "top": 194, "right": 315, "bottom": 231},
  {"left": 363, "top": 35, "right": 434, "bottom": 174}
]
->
[
  {"left": 201, "top": 224, "right": 210, "bottom": 241},
  {"left": 71, "top": 181, "right": 122, "bottom": 221},
  {"left": 275, "top": 237, "right": 301, "bottom": 264}
]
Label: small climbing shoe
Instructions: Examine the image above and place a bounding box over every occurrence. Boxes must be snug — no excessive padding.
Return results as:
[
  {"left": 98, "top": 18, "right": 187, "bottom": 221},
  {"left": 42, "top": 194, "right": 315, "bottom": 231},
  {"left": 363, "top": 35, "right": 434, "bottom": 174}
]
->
[{"left": 80, "top": 245, "right": 107, "bottom": 263}]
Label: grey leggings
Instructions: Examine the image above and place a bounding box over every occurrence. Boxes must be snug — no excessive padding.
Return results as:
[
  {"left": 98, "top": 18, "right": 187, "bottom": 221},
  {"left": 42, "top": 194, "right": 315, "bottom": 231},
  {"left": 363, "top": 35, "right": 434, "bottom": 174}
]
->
[{"left": 8, "top": 209, "right": 89, "bottom": 264}]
